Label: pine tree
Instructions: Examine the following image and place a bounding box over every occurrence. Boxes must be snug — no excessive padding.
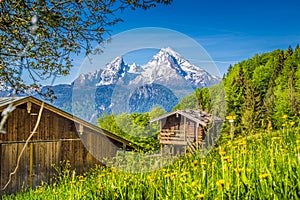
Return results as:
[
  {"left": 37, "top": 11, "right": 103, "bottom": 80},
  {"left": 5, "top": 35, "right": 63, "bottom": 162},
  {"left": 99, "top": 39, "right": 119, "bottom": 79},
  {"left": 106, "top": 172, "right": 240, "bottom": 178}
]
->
[
  {"left": 241, "top": 80, "right": 262, "bottom": 132},
  {"left": 262, "top": 51, "right": 285, "bottom": 127},
  {"left": 286, "top": 45, "right": 294, "bottom": 57}
]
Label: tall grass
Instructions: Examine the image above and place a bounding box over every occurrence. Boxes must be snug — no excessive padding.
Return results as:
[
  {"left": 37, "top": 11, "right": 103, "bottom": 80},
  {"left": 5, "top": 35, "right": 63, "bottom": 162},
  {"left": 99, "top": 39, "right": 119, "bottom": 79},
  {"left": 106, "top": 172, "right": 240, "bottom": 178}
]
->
[{"left": 3, "top": 126, "right": 300, "bottom": 199}]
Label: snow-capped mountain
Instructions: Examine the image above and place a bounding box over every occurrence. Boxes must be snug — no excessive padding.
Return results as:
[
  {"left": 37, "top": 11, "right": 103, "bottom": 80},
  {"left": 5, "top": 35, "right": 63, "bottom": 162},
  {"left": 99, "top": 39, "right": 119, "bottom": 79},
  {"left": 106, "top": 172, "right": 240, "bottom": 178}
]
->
[
  {"left": 1, "top": 47, "right": 220, "bottom": 122},
  {"left": 128, "top": 47, "right": 220, "bottom": 88},
  {"left": 70, "top": 47, "right": 221, "bottom": 121},
  {"left": 97, "top": 56, "right": 129, "bottom": 86},
  {"left": 90, "top": 47, "right": 220, "bottom": 89}
]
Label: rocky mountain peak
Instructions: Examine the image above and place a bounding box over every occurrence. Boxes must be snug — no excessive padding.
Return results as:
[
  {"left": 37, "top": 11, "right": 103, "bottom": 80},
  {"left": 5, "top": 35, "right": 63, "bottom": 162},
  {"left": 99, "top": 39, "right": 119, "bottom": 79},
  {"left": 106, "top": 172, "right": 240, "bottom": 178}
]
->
[{"left": 98, "top": 56, "right": 129, "bottom": 86}]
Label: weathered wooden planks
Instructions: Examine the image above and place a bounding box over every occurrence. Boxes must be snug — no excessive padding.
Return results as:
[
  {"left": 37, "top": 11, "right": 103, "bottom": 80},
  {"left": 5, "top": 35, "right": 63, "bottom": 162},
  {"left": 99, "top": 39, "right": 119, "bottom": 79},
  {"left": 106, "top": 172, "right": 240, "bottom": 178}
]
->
[{"left": 0, "top": 97, "right": 135, "bottom": 196}]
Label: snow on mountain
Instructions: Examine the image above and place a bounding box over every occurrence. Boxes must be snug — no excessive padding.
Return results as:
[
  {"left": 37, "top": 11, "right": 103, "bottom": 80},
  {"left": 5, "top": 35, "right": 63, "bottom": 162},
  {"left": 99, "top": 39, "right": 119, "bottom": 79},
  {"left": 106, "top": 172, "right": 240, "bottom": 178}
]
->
[
  {"left": 128, "top": 47, "right": 220, "bottom": 88},
  {"left": 128, "top": 63, "right": 141, "bottom": 74},
  {"left": 73, "top": 47, "right": 220, "bottom": 89},
  {"left": 97, "top": 56, "right": 129, "bottom": 86},
  {"left": 73, "top": 69, "right": 102, "bottom": 87}
]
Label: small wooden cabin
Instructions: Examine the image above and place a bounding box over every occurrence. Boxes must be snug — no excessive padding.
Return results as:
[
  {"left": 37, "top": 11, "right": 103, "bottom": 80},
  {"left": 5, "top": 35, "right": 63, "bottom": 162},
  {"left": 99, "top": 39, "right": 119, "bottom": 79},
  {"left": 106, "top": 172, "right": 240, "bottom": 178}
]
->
[
  {"left": 0, "top": 96, "right": 135, "bottom": 195},
  {"left": 150, "top": 110, "right": 223, "bottom": 155}
]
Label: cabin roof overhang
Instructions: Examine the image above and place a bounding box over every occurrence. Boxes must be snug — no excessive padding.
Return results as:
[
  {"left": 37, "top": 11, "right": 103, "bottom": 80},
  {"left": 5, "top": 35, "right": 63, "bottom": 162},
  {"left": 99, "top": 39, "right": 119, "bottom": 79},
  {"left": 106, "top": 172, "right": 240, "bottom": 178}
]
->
[
  {"left": 0, "top": 96, "right": 137, "bottom": 149},
  {"left": 150, "top": 110, "right": 223, "bottom": 126}
]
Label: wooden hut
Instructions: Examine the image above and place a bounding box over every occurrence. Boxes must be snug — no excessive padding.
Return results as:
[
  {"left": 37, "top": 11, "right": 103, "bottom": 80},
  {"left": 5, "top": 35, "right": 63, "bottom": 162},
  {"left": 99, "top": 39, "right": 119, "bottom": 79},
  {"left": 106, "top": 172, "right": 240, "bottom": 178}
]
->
[
  {"left": 150, "top": 110, "right": 223, "bottom": 155},
  {"left": 0, "top": 96, "right": 135, "bottom": 195}
]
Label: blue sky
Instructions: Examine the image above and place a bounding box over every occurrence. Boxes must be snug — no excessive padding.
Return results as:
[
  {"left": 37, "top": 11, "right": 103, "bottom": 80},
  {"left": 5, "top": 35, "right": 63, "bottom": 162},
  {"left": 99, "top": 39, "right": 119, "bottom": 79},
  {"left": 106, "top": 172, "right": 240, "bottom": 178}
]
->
[{"left": 55, "top": 0, "right": 300, "bottom": 84}]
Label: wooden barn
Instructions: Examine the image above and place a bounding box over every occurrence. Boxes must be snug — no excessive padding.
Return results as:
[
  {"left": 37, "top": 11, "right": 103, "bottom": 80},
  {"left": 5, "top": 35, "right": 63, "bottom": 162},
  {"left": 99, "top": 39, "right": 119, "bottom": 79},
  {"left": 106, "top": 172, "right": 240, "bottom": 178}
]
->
[
  {"left": 0, "top": 96, "right": 136, "bottom": 195},
  {"left": 150, "top": 110, "right": 223, "bottom": 155}
]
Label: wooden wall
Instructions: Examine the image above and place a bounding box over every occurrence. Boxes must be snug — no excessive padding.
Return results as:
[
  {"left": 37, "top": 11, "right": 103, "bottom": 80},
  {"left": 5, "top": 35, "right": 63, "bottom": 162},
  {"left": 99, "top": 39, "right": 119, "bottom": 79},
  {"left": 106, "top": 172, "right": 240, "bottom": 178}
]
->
[
  {"left": 159, "top": 114, "right": 205, "bottom": 155},
  {"left": 0, "top": 102, "right": 125, "bottom": 195},
  {"left": 161, "top": 114, "right": 204, "bottom": 141}
]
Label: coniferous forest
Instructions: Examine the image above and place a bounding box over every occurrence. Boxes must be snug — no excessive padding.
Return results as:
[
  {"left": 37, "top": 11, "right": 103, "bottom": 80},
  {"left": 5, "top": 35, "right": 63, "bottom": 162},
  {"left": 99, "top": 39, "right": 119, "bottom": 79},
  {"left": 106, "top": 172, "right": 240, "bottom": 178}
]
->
[{"left": 223, "top": 45, "right": 300, "bottom": 132}]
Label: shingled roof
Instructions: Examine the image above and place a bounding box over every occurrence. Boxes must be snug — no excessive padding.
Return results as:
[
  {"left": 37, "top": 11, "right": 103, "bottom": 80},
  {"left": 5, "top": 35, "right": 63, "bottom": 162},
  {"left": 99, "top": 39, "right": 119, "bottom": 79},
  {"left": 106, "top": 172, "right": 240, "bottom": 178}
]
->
[
  {"left": 0, "top": 96, "right": 137, "bottom": 148},
  {"left": 150, "top": 110, "right": 223, "bottom": 126}
]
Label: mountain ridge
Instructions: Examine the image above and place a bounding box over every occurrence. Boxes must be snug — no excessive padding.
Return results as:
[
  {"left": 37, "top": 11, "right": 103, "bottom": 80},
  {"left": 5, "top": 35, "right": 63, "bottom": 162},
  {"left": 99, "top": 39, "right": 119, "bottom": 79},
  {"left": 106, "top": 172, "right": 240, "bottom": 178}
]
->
[
  {"left": 1, "top": 47, "right": 221, "bottom": 123},
  {"left": 74, "top": 47, "right": 220, "bottom": 89}
]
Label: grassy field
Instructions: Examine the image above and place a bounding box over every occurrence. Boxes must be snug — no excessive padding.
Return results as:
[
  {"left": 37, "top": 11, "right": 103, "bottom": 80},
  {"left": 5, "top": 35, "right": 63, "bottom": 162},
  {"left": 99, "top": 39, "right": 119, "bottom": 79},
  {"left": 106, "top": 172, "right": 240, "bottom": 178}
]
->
[{"left": 3, "top": 125, "right": 300, "bottom": 199}]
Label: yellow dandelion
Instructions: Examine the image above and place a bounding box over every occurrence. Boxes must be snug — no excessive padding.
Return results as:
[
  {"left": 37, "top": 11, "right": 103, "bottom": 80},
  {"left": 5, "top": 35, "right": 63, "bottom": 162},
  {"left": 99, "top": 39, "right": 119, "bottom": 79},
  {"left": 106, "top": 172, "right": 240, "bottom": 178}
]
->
[
  {"left": 216, "top": 179, "right": 225, "bottom": 188},
  {"left": 219, "top": 151, "right": 226, "bottom": 156},
  {"left": 294, "top": 147, "right": 298, "bottom": 152},
  {"left": 282, "top": 123, "right": 286, "bottom": 127},
  {"left": 281, "top": 114, "right": 288, "bottom": 119},
  {"left": 197, "top": 194, "right": 205, "bottom": 199},
  {"left": 290, "top": 121, "right": 295, "bottom": 126},
  {"left": 164, "top": 174, "right": 171, "bottom": 178},
  {"left": 191, "top": 181, "right": 198, "bottom": 187},
  {"left": 180, "top": 177, "right": 186, "bottom": 182},
  {"left": 180, "top": 171, "right": 189, "bottom": 176},
  {"left": 271, "top": 137, "right": 281, "bottom": 140},
  {"left": 165, "top": 172, "right": 177, "bottom": 178},
  {"left": 259, "top": 174, "right": 269, "bottom": 179},
  {"left": 193, "top": 160, "right": 198, "bottom": 165},
  {"left": 201, "top": 161, "right": 206, "bottom": 166},
  {"left": 235, "top": 168, "right": 242, "bottom": 174},
  {"left": 241, "top": 150, "right": 247, "bottom": 154},
  {"left": 98, "top": 174, "right": 105, "bottom": 178},
  {"left": 238, "top": 141, "right": 247, "bottom": 146}
]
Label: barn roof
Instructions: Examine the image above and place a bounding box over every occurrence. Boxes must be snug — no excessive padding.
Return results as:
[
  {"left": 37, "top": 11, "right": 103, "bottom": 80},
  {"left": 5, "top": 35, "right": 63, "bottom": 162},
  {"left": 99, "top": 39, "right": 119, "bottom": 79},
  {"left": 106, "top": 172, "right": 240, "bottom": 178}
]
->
[
  {"left": 150, "top": 110, "right": 223, "bottom": 126},
  {"left": 0, "top": 96, "right": 137, "bottom": 149},
  {"left": 0, "top": 96, "right": 28, "bottom": 108}
]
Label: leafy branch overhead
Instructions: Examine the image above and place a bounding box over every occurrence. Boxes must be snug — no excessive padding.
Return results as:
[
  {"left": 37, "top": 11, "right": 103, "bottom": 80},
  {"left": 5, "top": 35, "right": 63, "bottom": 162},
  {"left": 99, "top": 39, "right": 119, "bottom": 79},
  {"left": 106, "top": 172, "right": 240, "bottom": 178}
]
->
[{"left": 0, "top": 0, "right": 172, "bottom": 95}]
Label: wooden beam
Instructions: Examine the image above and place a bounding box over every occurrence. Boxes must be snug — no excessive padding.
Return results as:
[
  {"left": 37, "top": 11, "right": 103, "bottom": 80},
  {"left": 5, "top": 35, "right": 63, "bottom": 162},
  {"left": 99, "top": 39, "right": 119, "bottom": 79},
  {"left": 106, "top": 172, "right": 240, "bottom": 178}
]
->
[
  {"left": 159, "top": 136, "right": 194, "bottom": 141},
  {"left": 29, "top": 143, "right": 33, "bottom": 188},
  {"left": 159, "top": 120, "right": 162, "bottom": 131},
  {"left": 183, "top": 116, "right": 186, "bottom": 142},
  {"left": 79, "top": 124, "right": 83, "bottom": 135},
  {"left": 160, "top": 141, "right": 188, "bottom": 145},
  {"left": 27, "top": 101, "right": 32, "bottom": 114},
  {"left": 159, "top": 137, "right": 187, "bottom": 141},
  {"left": 196, "top": 123, "right": 199, "bottom": 144},
  {"left": 160, "top": 132, "right": 176, "bottom": 136}
]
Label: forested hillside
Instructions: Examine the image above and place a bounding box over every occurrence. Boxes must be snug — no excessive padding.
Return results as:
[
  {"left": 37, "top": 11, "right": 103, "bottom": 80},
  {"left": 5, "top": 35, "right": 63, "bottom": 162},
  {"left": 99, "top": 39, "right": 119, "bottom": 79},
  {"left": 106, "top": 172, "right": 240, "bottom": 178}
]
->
[{"left": 224, "top": 45, "right": 300, "bottom": 132}]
